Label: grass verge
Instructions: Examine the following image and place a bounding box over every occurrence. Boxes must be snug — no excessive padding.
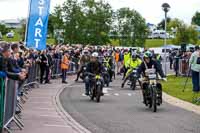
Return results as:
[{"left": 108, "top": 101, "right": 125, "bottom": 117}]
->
[{"left": 162, "top": 75, "right": 200, "bottom": 105}]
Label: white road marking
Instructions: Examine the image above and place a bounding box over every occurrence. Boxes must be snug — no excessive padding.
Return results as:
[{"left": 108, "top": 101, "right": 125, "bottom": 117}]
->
[
  {"left": 127, "top": 93, "right": 132, "bottom": 96},
  {"left": 82, "top": 93, "right": 87, "bottom": 97},
  {"left": 114, "top": 93, "right": 119, "bottom": 96},
  {"left": 44, "top": 124, "right": 70, "bottom": 128},
  {"left": 103, "top": 88, "right": 108, "bottom": 93},
  {"left": 33, "top": 108, "right": 55, "bottom": 111},
  {"left": 104, "top": 93, "right": 111, "bottom": 96},
  {"left": 105, "top": 88, "right": 113, "bottom": 91},
  {"left": 39, "top": 115, "right": 61, "bottom": 118}
]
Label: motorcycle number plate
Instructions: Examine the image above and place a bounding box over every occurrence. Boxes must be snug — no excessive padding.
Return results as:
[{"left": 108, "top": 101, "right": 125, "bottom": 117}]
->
[{"left": 148, "top": 74, "right": 156, "bottom": 79}]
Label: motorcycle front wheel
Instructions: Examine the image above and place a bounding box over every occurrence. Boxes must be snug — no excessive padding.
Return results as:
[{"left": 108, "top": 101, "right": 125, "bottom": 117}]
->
[
  {"left": 96, "top": 85, "right": 102, "bottom": 103},
  {"left": 152, "top": 87, "right": 157, "bottom": 112}
]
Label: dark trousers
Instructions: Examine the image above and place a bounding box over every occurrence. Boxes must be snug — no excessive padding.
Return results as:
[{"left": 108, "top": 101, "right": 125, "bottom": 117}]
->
[
  {"left": 123, "top": 66, "right": 128, "bottom": 79},
  {"left": 192, "top": 70, "right": 200, "bottom": 92},
  {"left": 76, "top": 65, "right": 85, "bottom": 80},
  {"left": 40, "top": 66, "right": 49, "bottom": 83},
  {"left": 62, "top": 69, "right": 67, "bottom": 82},
  {"left": 169, "top": 59, "right": 173, "bottom": 69}
]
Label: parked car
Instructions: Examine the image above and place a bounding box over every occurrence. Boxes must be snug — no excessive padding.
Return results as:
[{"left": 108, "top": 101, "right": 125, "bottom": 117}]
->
[
  {"left": 6, "top": 32, "right": 14, "bottom": 38},
  {"left": 148, "top": 30, "right": 170, "bottom": 39}
]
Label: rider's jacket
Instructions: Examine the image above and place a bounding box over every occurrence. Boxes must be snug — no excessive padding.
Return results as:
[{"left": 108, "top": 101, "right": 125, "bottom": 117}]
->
[
  {"left": 80, "top": 55, "right": 90, "bottom": 66},
  {"left": 128, "top": 58, "right": 142, "bottom": 69},
  {"left": 124, "top": 52, "right": 131, "bottom": 68},
  {"left": 156, "top": 54, "right": 162, "bottom": 64},
  {"left": 137, "top": 59, "right": 165, "bottom": 78},
  {"left": 104, "top": 57, "right": 112, "bottom": 69},
  {"left": 86, "top": 61, "right": 103, "bottom": 75}
]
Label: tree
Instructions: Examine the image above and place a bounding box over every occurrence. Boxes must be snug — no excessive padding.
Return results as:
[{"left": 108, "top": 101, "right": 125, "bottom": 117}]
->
[
  {"left": 18, "top": 19, "right": 26, "bottom": 41},
  {"left": 157, "top": 17, "right": 171, "bottom": 30},
  {"left": 0, "top": 24, "right": 8, "bottom": 35},
  {"left": 115, "top": 8, "right": 147, "bottom": 47},
  {"left": 167, "top": 18, "right": 183, "bottom": 31},
  {"left": 172, "top": 23, "right": 198, "bottom": 45},
  {"left": 81, "top": 0, "right": 113, "bottom": 45},
  {"left": 62, "top": 0, "right": 85, "bottom": 44},
  {"left": 48, "top": 5, "right": 64, "bottom": 43},
  {"left": 192, "top": 11, "right": 200, "bottom": 26}
]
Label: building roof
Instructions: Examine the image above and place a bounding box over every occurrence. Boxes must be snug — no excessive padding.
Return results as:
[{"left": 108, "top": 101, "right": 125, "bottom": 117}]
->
[{"left": 0, "top": 19, "right": 21, "bottom": 24}]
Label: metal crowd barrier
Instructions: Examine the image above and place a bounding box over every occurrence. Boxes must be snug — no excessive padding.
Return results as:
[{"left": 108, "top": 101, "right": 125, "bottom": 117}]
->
[
  {"left": 24, "top": 62, "right": 40, "bottom": 88},
  {"left": 0, "top": 58, "right": 77, "bottom": 133},
  {"left": 52, "top": 59, "right": 62, "bottom": 78},
  {"left": 67, "top": 61, "right": 76, "bottom": 74},
  {"left": 0, "top": 78, "right": 5, "bottom": 133},
  {"left": 178, "top": 59, "right": 190, "bottom": 76},
  {"left": 3, "top": 79, "right": 24, "bottom": 133}
]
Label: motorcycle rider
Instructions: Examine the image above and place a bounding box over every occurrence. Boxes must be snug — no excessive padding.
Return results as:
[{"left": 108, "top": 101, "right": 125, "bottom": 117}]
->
[
  {"left": 103, "top": 52, "right": 114, "bottom": 82},
  {"left": 137, "top": 51, "right": 167, "bottom": 104},
  {"left": 75, "top": 49, "right": 90, "bottom": 81},
  {"left": 84, "top": 52, "right": 104, "bottom": 96},
  {"left": 121, "top": 52, "right": 142, "bottom": 88},
  {"left": 123, "top": 49, "right": 131, "bottom": 80}
]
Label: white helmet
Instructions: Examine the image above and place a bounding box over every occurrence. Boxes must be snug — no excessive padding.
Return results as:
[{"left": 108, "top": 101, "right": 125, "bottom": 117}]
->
[{"left": 92, "top": 52, "right": 98, "bottom": 57}]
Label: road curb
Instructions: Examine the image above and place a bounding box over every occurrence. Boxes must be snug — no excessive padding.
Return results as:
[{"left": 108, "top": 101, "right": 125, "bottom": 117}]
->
[
  {"left": 54, "top": 82, "right": 92, "bottom": 133},
  {"left": 163, "top": 92, "right": 200, "bottom": 115}
]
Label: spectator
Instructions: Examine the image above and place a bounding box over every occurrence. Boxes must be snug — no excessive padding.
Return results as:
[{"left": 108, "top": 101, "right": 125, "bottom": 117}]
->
[
  {"left": 61, "top": 51, "right": 70, "bottom": 84},
  {"left": 189, "top": 46, "right": 200, "bottom": 102},
  {"left": 39, "top": 50, "right": 50, "bottom": 84},
  {"left": 0, "top": 43, "right": 26, "bottom": 80}
]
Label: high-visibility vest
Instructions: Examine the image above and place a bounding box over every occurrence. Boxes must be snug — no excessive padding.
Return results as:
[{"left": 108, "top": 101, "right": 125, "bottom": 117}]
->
[
  {"left": 129, "top": 58, "right": 142, "bottom": 68},
  {"left": 61, "top": 55, "right": 69, "bottom": 70},
  {"left": 124, "top": 53, "right": 131, "bottom": 68},
  {"left": 104, "top": 57, "right": 111, "bottom": 68},
  {"left": 115, "top": 52, "right": 120, "bottom": 62}
]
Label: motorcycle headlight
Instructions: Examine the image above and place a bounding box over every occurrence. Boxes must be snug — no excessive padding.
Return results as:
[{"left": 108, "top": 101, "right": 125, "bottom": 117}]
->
[{"left": 132, "top": 70, "right": 137, "bottom": 73}]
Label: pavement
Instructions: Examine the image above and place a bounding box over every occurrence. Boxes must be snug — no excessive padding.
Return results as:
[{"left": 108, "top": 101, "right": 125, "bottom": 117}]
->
[
  {"left": 60, "top": 75, "right": 200, "bottom": 133},
  {"left": 12, "top": 77, "right": 81, "bottom": 133}
]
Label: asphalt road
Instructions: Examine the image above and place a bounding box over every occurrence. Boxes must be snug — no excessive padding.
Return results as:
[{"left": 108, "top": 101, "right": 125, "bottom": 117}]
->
[{"left": 60, "top": 75, "right": 200, "bottom": 133}]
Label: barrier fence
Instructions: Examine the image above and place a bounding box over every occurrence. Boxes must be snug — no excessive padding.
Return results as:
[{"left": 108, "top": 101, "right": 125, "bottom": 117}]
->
[
  {"left": 175, "top": 59, "right": 190, "bottom": 76},
  {"left": 0, "top": 58, "right": 76, "bottom": 133}
]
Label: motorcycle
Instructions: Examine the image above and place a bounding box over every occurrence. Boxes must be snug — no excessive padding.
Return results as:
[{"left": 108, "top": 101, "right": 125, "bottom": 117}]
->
[
  {"left": 80, "top": 66, "right": 87, "bottom": 81},
  {"left": 87, "top": 73, "right": 103, "bottom": 103},
  {"left": 144, "top": 69, "right": 162, "bottom": 112},
  {"left": 102, "top": 66, "right": 110, "bottom": 87},
  {"left": 129, "top": 68, "right": 138, "bottom": 90}
]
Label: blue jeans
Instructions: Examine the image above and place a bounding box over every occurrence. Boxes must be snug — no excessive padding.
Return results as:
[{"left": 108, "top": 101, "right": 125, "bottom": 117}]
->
[{"left": 192, "top": 70, "right": 200, "bottom": 92}]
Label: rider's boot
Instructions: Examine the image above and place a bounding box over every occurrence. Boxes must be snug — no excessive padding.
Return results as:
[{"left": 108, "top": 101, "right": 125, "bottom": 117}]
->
[{"left": 121, "top": 82, "right": 125, "bottom": 88}]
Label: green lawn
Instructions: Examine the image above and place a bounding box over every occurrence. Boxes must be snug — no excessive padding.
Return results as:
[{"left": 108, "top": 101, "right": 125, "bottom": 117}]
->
[
  {"left": 1, "top": 31, "right": 55, "bottom": 44},
  {"left": 162, "top": 75, "right": 200, "bottom": 105},
  {"left": 145, "top": 39, "right": 173, "bottom": 48}
]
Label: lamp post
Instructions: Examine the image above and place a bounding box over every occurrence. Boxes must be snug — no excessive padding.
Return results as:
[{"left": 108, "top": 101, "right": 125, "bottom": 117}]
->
[{"left": 162, "top": 3, "right": 170, "bottom": 75}]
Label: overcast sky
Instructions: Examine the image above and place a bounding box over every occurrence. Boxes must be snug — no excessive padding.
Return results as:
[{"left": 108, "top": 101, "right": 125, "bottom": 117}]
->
[{"left": 0, "top": 0, "right": 199, "bottom": 25}]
